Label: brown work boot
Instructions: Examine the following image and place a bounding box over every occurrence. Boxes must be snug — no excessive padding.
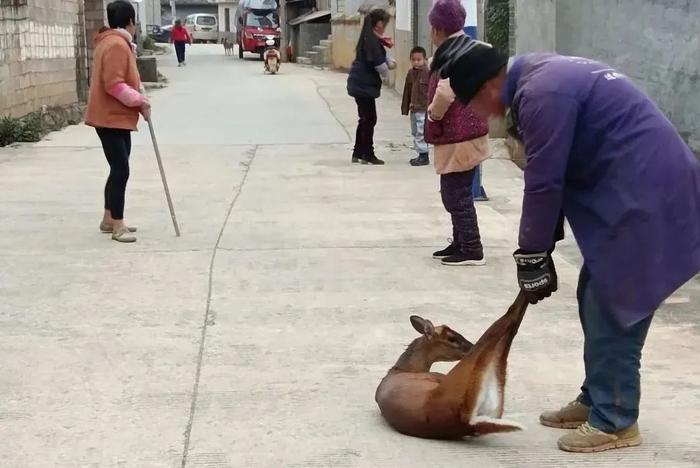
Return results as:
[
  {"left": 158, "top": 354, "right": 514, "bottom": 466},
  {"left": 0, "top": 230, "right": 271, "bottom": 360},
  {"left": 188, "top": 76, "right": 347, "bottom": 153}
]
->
[
  {"left": 540, "top": 399, "right": 590, "bottom": 429},
  {"left": 558, "top": 421, "right": 642, "bottom": 453}
]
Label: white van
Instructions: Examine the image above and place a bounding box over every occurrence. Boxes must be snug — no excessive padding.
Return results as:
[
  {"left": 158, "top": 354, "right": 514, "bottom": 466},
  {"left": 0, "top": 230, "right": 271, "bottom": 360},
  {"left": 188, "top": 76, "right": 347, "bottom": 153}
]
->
[{"left": 185, "top": 14, "right": 219, "bottom": 43}]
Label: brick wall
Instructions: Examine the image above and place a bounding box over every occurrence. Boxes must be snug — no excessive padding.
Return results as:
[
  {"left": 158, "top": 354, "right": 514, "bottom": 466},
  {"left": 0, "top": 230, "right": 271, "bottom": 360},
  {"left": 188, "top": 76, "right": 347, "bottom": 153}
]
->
[
  {"left": 83, "top": 0, "right": 106, "bottom": 73},
  {"left": 0, "top": 0, "right": 97, "bottom": 118}
]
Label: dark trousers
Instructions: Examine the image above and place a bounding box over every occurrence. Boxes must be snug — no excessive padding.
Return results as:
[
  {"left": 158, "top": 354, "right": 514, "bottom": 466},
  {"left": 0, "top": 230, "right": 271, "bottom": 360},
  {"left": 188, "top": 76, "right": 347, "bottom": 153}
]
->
[
  {"left": 440, "top": 169, "right": 483, "bottom": 256},
  {"left": 96, "top": 128, "right": 131, "bottom": 220},
  {"left": 576, "top": 267, "right": 653, "bottom": 433},
  {"left": 174, "top": 41, "right": 187, "bottom": 63},
  {"left": 353, "top": 97, "right": 377, "bottom": 158}
]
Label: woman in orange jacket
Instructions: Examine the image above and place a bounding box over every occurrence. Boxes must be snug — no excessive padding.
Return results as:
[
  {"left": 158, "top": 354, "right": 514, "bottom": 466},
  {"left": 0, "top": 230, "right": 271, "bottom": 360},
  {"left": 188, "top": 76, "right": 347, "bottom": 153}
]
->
[{"left": 85, "top": 1, "right": 150, "bottom": 243}]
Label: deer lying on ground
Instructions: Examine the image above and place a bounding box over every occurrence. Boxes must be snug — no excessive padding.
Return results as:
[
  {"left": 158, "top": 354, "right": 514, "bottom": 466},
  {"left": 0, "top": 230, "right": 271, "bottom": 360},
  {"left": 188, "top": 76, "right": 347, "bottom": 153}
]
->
[{"left": 375, "top": 292, "right": 529, "bottom": 439}]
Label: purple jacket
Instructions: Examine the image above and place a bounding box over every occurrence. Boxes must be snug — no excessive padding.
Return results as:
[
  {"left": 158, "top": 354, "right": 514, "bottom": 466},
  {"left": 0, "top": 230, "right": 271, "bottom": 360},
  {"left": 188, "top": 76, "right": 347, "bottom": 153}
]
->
[{"left": 504, "top": 54, "right": 700, "bottom": 326}]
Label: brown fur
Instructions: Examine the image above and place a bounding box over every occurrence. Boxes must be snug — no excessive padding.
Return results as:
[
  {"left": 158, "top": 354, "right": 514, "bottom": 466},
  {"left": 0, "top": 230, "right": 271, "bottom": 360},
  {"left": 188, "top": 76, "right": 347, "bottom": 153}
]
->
[{"left": 375, "top": 292, "right": 529, "bottom": 439}]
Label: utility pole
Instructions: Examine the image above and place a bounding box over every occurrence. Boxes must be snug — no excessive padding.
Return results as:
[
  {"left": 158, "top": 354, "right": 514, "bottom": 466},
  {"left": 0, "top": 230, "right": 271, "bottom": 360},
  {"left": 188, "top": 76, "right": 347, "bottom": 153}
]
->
[
  {"left": 170, "top": 0, "right": 177, "bottom": 21},
  {"left": 279, "top": 0, "right": 288, "bottom": 61}
]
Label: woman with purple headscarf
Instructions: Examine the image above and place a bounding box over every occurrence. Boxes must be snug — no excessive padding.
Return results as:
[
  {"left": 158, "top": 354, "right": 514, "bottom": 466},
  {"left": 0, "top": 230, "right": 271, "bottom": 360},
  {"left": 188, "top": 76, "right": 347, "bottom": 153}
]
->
[{"left": 426, "top": 0, "right": 490, "bottom": 266}]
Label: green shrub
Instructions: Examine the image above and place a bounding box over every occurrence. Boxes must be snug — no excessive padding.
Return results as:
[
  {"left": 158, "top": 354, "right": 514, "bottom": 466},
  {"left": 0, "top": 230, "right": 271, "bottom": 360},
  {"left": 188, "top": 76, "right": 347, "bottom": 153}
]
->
[
  {"left": 485, "top": 0, "right": 510, "bottom": 56},
  {"left": 0, "top": 113, "right": 45, "bottom": 147},
  {"left": 142, "top": 36, "right": 157, "bottom": 51}
]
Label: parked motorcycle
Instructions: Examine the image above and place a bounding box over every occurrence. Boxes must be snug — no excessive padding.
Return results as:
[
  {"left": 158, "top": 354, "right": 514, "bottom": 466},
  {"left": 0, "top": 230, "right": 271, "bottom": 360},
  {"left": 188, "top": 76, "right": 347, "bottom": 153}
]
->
[{"left": 263, "top": 36, "right": 281, "bottom": 74}]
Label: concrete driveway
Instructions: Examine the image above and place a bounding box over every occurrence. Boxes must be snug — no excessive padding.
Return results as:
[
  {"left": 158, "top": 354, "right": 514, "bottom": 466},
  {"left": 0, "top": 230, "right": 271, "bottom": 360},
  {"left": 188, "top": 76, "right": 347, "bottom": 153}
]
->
[{"left": 1, "top": 44, "right": 699, "bottom": 468}]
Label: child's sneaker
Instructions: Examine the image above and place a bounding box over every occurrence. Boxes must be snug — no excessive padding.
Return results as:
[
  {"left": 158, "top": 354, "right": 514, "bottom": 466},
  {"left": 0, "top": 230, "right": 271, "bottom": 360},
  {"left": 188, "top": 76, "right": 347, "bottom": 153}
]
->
[{"left": 409, "top": 153, "right": 429, "bottom": 166}]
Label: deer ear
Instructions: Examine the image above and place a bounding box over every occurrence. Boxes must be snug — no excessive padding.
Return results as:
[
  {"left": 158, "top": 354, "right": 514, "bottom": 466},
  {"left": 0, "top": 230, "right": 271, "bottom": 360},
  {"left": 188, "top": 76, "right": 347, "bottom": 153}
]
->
[{"left": 410, "top": 315, "right": 435, "bottom": 337}]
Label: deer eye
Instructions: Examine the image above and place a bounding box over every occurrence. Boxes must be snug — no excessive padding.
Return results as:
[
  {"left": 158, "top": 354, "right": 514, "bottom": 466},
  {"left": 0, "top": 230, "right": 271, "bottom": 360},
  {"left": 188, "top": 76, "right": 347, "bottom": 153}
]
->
[{"left": 447, "top": 336, "right": 458, "bottom": 344}]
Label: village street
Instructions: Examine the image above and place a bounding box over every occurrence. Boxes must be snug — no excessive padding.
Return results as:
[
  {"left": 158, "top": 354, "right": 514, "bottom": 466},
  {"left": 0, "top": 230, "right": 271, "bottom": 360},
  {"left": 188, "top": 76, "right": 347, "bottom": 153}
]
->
[{"left": 1, "top": 45, "right": 699, "bottom": 468}]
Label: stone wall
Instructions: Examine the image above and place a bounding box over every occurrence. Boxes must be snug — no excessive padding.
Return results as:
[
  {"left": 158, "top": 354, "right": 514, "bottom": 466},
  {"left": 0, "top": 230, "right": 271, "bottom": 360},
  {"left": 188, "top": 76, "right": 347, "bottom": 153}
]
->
[
  {"left": 0, "top": 0, "right": 91, "bottom": 118},
  {"left": 509, "top": 0, "right": 556, "bottom": 54},
  {"left": 294, "top": 22, "right": 331, "bottom": 60},
  {"left": 555, "top": 0, "right": 700, "bottom": 154},
  {"left": 330, "top": 14, "right": 361, "bottom": 70},
  {"left": 393, "top": 24, "right": 412, "bottom": 98},
  {"left": 508, "top": 0, "right": 700, "bottom": 155}
]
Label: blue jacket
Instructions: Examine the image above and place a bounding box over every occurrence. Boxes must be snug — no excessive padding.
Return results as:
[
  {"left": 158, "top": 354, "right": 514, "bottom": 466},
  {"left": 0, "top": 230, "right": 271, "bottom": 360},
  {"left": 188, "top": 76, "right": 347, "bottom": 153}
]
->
[{"left": 503, "top": 54, "right": 700, "bottom": 326}]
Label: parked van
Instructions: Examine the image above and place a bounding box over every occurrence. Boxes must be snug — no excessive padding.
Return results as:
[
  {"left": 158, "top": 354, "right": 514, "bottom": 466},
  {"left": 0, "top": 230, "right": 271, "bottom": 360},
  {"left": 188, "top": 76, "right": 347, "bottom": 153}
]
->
[{"left": 185, "top": 14, "right": 219, "bottom": 43}]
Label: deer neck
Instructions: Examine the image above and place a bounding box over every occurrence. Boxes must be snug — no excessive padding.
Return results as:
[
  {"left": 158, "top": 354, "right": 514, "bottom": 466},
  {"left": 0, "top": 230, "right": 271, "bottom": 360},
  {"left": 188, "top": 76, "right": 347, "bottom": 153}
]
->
[{"left": 391, "top": 338, "right": 434, "bottom": 373}]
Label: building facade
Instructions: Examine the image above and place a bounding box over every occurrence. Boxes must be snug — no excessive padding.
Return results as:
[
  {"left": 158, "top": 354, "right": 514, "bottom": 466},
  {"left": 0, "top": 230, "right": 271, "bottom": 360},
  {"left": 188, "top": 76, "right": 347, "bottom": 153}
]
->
[
  {"left": 1, "top": 0, "right": 98, "bottom": 118},
  {"left": 0, "top": 0, "right": 240, "bottom": 120},
  {"left": 510, "top": 0, "right": 700, "bottom": 156}
]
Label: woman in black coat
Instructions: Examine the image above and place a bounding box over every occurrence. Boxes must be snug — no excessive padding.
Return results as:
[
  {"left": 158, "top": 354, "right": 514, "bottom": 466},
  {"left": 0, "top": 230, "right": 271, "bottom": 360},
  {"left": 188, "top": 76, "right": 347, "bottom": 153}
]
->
[{"left": 347, "top": 8, "right": 394, "bottom": 165}]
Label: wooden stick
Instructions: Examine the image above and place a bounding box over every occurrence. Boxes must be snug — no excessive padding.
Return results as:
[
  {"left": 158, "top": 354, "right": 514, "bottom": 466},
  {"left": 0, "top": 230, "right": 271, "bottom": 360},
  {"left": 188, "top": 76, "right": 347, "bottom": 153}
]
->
[{"left": 146, "top": 118, "right": 181, "bottom": 237}]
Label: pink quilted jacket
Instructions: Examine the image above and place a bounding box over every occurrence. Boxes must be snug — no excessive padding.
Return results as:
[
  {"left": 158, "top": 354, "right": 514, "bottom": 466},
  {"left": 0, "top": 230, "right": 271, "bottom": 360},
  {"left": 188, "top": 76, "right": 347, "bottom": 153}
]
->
[{"left": 424, "top": 72, "right": 489, "bottom": 145}]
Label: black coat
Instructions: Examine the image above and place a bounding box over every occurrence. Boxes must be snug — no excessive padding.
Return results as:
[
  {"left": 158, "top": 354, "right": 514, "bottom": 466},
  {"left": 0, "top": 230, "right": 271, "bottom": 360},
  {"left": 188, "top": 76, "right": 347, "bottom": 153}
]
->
[{"left": 347, "top": 37, "right": 386, "bottom": 99}]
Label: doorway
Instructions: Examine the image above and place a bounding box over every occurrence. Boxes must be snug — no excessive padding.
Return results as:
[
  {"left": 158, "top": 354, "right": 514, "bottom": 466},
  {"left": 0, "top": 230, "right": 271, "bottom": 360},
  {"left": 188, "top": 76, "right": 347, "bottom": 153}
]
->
[{"left": 413, "top": 0, "right": 432, "bottom": 54}]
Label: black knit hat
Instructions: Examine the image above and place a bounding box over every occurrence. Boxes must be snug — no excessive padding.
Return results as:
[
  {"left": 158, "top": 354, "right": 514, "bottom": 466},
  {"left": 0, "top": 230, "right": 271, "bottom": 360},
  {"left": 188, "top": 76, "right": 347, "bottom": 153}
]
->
[{"left": 434, "top": 35, "right": 508, "bottom": 104}]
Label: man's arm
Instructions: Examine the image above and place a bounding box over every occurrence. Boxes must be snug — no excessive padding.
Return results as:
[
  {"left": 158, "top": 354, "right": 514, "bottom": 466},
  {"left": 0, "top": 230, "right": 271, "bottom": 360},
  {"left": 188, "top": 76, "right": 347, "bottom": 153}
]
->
[{"left": 518, "top": 93, "right": 579, "bottom": 252}]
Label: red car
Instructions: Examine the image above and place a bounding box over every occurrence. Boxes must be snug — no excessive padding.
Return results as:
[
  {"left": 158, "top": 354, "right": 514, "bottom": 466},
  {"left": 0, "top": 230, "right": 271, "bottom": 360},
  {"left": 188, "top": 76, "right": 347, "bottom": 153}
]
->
[{"left": 237, "top": 9, "right": 280, "bottom": 59}]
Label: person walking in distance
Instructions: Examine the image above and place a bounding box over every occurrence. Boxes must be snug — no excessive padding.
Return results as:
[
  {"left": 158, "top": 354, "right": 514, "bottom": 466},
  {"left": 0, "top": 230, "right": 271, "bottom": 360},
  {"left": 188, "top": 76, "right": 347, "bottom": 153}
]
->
[
  {"left": 85, "top": 0, "right": 151, "bottom": 243},
  {"left": 401, "top": 46, "right": 430, "bottom": 166},
  {"left": 440, "top": 41, "right": 700, "bottom": 452},
  {"left": 426, "top": 0, "right": 490, "bottom": 266},
  {"left": 170, "top": 19, "right": 192, "bottom": 67},
  {"left": 346, "top": 8, "right": 396, "bottom": 165}
]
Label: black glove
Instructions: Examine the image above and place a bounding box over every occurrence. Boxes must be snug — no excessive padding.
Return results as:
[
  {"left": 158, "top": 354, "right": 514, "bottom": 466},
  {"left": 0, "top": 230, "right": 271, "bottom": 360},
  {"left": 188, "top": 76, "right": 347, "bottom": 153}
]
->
[{"left": 513, "top": 249, "right": 558, "bottom": 304}]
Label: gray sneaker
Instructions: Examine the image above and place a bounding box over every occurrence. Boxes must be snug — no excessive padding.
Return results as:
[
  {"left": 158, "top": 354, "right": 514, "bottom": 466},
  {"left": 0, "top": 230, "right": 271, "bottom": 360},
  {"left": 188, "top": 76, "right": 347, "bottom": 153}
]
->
[
  {"left": 112, "top": 226, "right": 137, "bottom": 243},
  {"left": 540, "top": 399, "right": 590, "bottom": 429},
  {"left": 100, "top": 221, "right": 137, "bottom": 234},
  {"left": 558, "top": 422, "right": 641, "bottom": 453}
]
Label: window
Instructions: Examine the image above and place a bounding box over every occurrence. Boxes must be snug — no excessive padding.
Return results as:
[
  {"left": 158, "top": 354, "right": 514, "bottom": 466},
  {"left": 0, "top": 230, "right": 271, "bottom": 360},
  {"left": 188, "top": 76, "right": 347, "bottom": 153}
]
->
[
  {"left": 245, "top": 12, "right": 279, "bottom": 29},
  {"left": 185, "top": 17, "right": 194, "bottom": 25},
  {"left": 196, "top": 16, "right": 217, "bottom": 26}
]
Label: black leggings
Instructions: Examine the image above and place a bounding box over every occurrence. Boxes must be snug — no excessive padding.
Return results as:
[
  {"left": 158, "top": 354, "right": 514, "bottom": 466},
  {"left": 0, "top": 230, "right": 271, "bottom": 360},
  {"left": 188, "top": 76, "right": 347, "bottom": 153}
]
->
[
  {"left": 353, "top": 97, "right": 377, "bottom": 158},
  {"left": 96, "top": 128, "right": 131, "bottom": 220}
]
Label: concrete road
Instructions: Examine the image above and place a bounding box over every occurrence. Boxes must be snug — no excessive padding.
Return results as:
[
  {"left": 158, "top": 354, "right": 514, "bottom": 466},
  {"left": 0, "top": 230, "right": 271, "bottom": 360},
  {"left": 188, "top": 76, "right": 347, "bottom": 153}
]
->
[{"left": 1, "top": 44, "right": 699, "bottom": 468}]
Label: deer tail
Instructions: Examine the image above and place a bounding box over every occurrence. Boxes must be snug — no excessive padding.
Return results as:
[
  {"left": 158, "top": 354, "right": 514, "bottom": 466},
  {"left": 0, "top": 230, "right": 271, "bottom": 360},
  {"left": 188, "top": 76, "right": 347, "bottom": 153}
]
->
[{"left": 469, "top": 415, "right": 524, "bottom": 435}]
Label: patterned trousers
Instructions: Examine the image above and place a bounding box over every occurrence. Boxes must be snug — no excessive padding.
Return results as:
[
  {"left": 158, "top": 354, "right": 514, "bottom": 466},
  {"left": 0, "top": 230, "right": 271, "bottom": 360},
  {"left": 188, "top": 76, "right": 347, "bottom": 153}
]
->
[{"left": 440, "top": 169, "right": 483, "bottom": 256}]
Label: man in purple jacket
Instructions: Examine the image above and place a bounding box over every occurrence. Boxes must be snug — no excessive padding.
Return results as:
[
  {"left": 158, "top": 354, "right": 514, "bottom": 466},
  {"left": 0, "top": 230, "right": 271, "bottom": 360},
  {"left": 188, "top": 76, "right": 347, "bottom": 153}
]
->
[{"left": 439, "top": 36, "right": 700, "bottom": 453}]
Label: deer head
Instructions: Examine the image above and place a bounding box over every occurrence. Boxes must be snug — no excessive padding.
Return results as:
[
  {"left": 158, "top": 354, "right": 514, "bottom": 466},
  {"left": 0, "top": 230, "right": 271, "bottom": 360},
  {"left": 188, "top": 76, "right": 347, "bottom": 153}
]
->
[{"left": 409, "top": 315, "right": 474, "bottom": 364}]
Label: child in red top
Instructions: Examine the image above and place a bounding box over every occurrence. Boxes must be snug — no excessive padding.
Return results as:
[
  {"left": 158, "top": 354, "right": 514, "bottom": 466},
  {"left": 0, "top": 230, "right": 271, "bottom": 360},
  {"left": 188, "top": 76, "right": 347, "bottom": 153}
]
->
[{"left": 170, "top": 19, "right": 192, "bottom": 66}]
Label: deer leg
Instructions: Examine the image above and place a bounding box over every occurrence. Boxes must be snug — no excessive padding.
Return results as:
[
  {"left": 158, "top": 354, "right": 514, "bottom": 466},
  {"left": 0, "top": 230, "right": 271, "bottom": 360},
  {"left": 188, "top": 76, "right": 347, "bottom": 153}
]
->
[
  {"left": 463, "top": 336, "right": 512, "bottom": 424},
  {"left": 438, "top": 294, "right": 528, "bottom": 426},
  {"left": 440, "top": 297, "right": 526, "bottom": 401}
]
